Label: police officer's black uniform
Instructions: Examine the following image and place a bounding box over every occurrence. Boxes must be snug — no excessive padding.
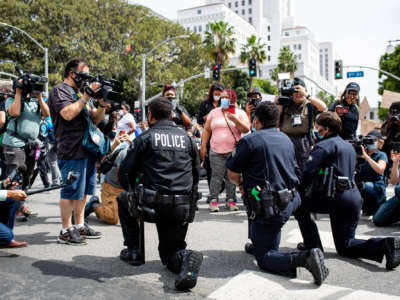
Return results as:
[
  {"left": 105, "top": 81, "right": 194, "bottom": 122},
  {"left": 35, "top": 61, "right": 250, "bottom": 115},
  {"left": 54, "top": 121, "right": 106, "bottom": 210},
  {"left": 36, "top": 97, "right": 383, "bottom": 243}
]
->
[
  {"left": 295, "top": 133, "right": 400, "bottom": 269},
  {"left": 118, "top": 118, "right": 202, "bottom": 290},
  {"left": 227, "top": 126, "right": 329, "bottom": 284}
]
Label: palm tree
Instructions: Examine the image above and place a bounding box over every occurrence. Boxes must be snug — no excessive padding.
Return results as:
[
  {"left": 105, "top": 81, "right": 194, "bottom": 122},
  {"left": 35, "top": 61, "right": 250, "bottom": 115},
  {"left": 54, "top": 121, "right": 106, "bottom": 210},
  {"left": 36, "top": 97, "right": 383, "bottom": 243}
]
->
[
  {"left": 270, "top": 46, "right": 298, "bottom": 87},
  {"left": 240, "top": 35, "right": 267, "bottom": 88},
  {"left": 203, "top": 21, "right": 237, "bottom": 81}
]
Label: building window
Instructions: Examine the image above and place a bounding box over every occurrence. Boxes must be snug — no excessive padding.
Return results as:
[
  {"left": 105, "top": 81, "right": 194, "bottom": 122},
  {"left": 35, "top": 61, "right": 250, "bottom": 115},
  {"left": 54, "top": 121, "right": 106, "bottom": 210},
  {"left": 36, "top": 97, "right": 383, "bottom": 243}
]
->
[
  {"left": 249, "top": 8, "right": 252, "bottom": 14},
  {"left": 199, "top": 25, "right": 202, "bottom": 32},
  {"left": 370, "top": 112, "right": 374, "bottom": 120},
  {"left": 242, "top": 0, "right": 245, "bottom": 5},
  {"left": 228, "top": 2, "right": 232, "bottom": 8},
  {"left": 268, "top": 26, "right": 270, "bottom": 32},
  {"left": 298, "top": 54, "right": 302, "bottom": 60},
  {"left": 206, "top": 24, "right": 209, "bottom": 31},
  {"left": 193, "top": 26, "right": 197, "bottom": 33},
  {"left": 268, "top": 45, "right": 271, "bottom": 51},
  {"left": 249, "top": 17, "right": 252, "bottom": 24},
  {"left": 235, "top": 10, "right": 238, "bottom": 14},
  {"left": 284, "top": 31, "right": 289, "bottom": 36},
  {"left": 197, "top": 10, "right": 201, "bottom": 14},
  {"left": 242, "top": 9, "right": 245, "bottom": 15},
  {"left": 248, "top": 0, "right": 252, "bottom": 4},
  {"left": 294, "top": 44, "right": 297, "bottom": 50},
  {"left": 268, "top": 56, "right": 271, "bottom": 61},
  {"left": 298, "top": 44, "right": 302, "bottom": 50},
  {"left": 268, "top": 35, "right": 270, "bottom": 41},
  {"left": 235, "top": 1, "right": 238, "bottom": 7}
]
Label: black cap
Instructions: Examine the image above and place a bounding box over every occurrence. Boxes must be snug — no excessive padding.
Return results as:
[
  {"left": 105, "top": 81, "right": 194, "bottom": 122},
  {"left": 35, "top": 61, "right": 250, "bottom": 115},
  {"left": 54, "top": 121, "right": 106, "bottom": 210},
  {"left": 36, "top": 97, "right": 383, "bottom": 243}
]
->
[
  {"left": 294, "top": 77, "right": 306, "bottom": 88},
  {"left": 345, "top": 82, "right": 360, "bottom": 92},
  {"left": 247, "top": 87, "right": 262, "bottom": 97},
  {"left": 367, "top": 130, "right": 383, "bottom": 140},
  {"left": 389, "top": 101, "right": 400, "bottom": 113},
  {"left": 212, "top": 83, "right": 224, "bottom": 91}
]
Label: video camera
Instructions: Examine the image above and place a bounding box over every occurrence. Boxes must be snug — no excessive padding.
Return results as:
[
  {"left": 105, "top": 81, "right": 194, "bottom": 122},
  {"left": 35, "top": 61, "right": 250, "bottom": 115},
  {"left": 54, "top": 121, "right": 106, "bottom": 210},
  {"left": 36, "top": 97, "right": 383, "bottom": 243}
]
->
[
  {"left": 13, "top": 66, "right": 47, "bottom": 96},
  {"left": 76, "top": 72, "right": 120, "bottom": 102},
  {"left": 350, "top": 135, "right": 375, "bottom": 155},
  {"left": 248, "top": 97, "right": 261, "bottom": 107},
  {"left": 277, "top": 79, "right": 296, "bottom": 106}
]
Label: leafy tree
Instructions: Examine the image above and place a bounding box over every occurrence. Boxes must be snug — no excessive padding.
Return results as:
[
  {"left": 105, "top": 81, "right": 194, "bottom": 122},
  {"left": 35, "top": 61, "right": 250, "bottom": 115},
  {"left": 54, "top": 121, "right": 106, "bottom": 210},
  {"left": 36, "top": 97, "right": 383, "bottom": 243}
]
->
[
  {"left": 252, "top": 78, "right": 278, "bottom": 95},
  {"left": 378, "top": 45, "right": 400, "bottom": 95},
  {"left": 378, "top": 101, "right": 390, "bottom": 122},
  {"left": 270, "top": 46, "right": 298, "bottom": 87},
  {"left": 0, "top": 0, "right": 210, "bottom": 111},
  {"left": 317, "top": 90, "right": 335, "bottom": 107},
  {"left": 239, "top": 35, "right": 266, "bottom": 88},
  {"left": 203, "top": 21, "right": 236, "bottom": 81}
]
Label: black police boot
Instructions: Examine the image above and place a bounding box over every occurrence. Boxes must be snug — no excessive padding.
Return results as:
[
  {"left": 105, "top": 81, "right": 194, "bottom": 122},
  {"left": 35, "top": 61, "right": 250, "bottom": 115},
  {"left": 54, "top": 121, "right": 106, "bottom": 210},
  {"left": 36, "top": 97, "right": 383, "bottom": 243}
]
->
[
  {"left": 291, "top": 248, "right": 329, "bottom": 286},
  {"left": 175, "top": 250, "right": 203, "bottom": 291},
  {"left": 384, "top": 237, "right": 400, "bottom": 270},
  {"left": 297, "top": 242, "right": 310, "bottom": 251},
  {"left": 120, "top": 248, "right": 144, "bottom": 266},
  {"left": 244, "top": 242, "right": 255, "bottom": 255}
]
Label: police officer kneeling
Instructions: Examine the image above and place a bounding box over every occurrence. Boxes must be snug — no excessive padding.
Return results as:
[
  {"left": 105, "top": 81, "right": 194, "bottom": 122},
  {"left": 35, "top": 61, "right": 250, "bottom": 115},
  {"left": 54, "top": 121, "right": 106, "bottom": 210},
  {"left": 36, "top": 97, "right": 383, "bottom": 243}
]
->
[
  {"left": 226, "top": 101, "right": 329, "bottom": 285},
  {"left": 295, "top": 112, "right": 400, "bottom": 271},
  {"left": 117, "top": 97, "right": 203, "bottom": 291}
]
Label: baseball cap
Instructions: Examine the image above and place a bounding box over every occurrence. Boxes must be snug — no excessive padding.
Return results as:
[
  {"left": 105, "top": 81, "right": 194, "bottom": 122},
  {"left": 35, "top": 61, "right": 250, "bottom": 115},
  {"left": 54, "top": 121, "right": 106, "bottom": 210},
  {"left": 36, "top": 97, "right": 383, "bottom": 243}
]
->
[
  {"left": 294, "top": 77, "right": 306, "bottom": 88},
  {"left": 247, "top": 87, "right": 262, "bottom": 97},
  {"left": 367, "top": 130, "right": 383, "bottom": 140},
  {"left": 345, "top": 82, "right": 360, "bottom": 92}
]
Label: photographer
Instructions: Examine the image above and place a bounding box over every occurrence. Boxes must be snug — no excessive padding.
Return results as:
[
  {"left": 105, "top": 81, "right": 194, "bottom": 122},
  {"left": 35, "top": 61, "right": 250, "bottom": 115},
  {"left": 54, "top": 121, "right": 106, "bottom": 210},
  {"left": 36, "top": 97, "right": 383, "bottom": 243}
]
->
[
  {"left": 355, "top": 131, "right": 388, "bottom": 216},
  {"left": 277, "top": 78, "right": 326, "bottom": 174},
  {"left": 0, "top": 82, "right": 11, "bottom": 180},
  {"left": 0, "top": 178, "right": 28, "bottom": 248},
  {"left": 328, "top": 82, "right": 360, "bottom": 140},
  {"left": 48, "top": 58, "right": 105, "bottom": 245},
  {"left": 162, "top": 84, "right": 192, "bottom": 129},
  {"left": 2, "top": 74, "right": 50, "bottom": 219},
  {"left": 245, "top": 87, "right": 263, "bottom": 126},
  {"left": 382, "top": 102, "right": 400, "bottom": 160}
]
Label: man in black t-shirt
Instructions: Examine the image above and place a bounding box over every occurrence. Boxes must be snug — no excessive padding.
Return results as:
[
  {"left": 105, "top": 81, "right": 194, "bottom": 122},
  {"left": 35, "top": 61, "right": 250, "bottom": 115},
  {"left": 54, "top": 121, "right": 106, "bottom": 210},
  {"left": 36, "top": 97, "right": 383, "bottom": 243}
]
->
[{"left": 48, "top": 58, "right": 106, "bottom": 245}]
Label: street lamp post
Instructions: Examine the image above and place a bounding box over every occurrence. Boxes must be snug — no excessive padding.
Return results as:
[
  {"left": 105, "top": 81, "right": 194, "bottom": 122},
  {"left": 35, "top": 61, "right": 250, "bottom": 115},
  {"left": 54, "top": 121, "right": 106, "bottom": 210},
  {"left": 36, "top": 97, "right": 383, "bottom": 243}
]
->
[
  {"left": 141, "top": 34, "right": 189, "bottom": 121},
  {"left": 0, "top": 22, "right": 49, "bottom": 97},
  {"left": 386, "top": 39, "right": 400, "bottom": 55}
]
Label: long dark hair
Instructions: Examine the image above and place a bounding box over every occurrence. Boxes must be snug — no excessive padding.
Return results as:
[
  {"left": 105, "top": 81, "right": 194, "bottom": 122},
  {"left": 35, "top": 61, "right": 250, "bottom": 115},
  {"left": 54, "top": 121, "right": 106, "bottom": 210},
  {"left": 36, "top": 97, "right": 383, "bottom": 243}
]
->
[{"left": 207, "top": 83, "right": 224, "bottom": 103}]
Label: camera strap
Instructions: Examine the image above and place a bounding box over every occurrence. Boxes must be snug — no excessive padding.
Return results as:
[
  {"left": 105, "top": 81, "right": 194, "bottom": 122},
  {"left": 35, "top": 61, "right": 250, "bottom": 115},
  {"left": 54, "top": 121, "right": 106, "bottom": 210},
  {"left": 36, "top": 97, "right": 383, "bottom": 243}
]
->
[{"left": 222, "top": 110, "right": 238, "bottom": 146}]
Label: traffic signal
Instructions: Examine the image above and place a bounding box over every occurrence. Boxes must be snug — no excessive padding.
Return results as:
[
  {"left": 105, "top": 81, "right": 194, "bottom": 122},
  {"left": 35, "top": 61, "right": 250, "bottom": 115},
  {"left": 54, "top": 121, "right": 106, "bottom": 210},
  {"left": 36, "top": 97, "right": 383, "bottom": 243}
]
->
[
  {"left": 135, "top": 108, "right": 141, "bottom": 122},
  {"left": 334, "top": 60, "right": 343, "bottom": 80},
  {"left": 212, "top": 64, "right": 221, "bottom": 81},
  {"left": 249, "top": 58, "right": 257, "bottom": 77}
]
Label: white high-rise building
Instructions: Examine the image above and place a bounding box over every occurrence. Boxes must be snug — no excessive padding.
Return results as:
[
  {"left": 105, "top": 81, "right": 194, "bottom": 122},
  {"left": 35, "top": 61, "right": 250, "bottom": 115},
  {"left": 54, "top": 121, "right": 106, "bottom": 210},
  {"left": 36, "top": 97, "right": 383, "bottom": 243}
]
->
[{"left": 177, "top": 0, "right": 338, "bottom": 96}]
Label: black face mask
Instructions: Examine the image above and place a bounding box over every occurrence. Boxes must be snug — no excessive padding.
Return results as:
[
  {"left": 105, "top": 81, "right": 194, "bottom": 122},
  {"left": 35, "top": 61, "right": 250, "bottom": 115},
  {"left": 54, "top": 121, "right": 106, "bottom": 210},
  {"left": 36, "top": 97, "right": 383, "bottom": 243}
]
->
[{"left": 109, "top": 131, "right": 117, "bottom": 140}]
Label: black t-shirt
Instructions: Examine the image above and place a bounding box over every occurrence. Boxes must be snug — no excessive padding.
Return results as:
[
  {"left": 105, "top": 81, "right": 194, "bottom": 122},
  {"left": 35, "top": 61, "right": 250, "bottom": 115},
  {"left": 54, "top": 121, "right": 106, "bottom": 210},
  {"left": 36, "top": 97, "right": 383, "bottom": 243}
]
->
[
  {"left": 48, "top": 83, "right": 90, "bottom": 160},
  {"left": 172, "top": 105, "right": 190, "bottom": 129},
  {"left": 329, "top": 100, "right": 359, "bottom": 140},
  {"left": 197, "top": 99, "right": 218, "bottom": 125}
]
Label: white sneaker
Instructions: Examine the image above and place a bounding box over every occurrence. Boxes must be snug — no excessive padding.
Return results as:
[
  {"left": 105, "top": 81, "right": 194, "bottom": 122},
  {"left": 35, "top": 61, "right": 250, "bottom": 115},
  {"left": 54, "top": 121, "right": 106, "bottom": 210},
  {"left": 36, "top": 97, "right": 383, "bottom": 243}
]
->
[{"left": 209, "top": 200, "right": 219, "bottom": 212}]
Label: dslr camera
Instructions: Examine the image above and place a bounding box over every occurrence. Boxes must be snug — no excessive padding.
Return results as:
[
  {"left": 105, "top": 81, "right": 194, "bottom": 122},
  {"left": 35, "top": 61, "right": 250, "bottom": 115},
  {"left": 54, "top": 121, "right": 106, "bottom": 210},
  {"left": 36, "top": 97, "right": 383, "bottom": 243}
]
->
[
  {"left": 277, "top": 79, "right": 296, "bottom": 106},
  {"left": 76, "top": 72, "right": 120, "bottom": 102},
  {"left": 13, "top": 66, "right": 47, "bottom": 96},
  {"left": 350, "top": 135, "right": 375, "bottom": 155}
]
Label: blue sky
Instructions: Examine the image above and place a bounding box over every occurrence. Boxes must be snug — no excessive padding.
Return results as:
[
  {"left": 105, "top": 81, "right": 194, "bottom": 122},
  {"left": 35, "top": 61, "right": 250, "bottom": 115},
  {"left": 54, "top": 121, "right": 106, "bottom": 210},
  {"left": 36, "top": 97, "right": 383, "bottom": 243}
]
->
[{"left": 133, "top": 0, "right": 400, "bottom": 106}]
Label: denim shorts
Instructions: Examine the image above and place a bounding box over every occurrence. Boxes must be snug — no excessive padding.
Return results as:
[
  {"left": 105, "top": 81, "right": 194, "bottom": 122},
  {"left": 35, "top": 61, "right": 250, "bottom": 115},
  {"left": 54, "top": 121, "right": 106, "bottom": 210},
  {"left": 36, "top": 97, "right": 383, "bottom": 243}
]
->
[{"left": 58, "top": 158, "right": 96, "bottom": 200}]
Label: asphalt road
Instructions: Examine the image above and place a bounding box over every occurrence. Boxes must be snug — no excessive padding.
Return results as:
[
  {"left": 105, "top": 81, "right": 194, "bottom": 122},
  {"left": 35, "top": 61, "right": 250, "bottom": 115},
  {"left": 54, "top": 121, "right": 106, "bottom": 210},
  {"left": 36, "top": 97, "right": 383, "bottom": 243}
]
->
[{"left": 1, "top": 181, "right": 399, "bottom": 300}]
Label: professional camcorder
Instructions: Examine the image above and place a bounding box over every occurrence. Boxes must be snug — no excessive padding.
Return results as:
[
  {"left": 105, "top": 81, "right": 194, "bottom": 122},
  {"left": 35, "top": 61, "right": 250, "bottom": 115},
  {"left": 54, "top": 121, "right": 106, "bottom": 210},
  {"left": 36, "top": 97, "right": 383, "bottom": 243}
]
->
[
  {"left": 350, "top": 135, "right": 375, "bottom": 155},
  {"left": 76, "top": 72, "right": 120, "bottom": 102},
  {"left": 277, "top": 79, "right": 296, "bottom": 106},
  {"left": 13, "top": 66, "right": 47, "bottom": 96}
]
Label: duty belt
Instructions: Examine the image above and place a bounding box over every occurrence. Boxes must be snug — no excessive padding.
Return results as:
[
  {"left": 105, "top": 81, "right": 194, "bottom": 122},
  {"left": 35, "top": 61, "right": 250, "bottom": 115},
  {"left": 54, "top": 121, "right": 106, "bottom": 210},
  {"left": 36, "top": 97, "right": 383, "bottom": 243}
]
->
[{"left": 143, "top": 189, "right": 192, "bottom": 205}]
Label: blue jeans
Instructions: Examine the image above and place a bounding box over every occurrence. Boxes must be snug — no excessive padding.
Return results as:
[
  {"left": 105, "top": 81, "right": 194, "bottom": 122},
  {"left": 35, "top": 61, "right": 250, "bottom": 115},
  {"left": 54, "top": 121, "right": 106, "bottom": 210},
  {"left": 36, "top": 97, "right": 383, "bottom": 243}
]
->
[
  {"left": 360, "top": 181, "right": 386, "bottom": 215},
  {"left": 0, "top": 198, "right": 19, "bottom": 245},
  {"left": 373, "top": 184, "right": 400, "bottom": 226}
]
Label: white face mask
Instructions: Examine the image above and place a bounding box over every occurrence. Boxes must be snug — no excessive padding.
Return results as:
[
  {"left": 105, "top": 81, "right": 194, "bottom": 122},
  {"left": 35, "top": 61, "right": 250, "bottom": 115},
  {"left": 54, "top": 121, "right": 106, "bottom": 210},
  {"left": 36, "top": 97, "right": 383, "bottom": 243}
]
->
[
  {"left": 119, "top": 110, "right": 124, "bottom": 116},
  {"left": 213, "top": 95, "right": 220, "bottom": 102}
]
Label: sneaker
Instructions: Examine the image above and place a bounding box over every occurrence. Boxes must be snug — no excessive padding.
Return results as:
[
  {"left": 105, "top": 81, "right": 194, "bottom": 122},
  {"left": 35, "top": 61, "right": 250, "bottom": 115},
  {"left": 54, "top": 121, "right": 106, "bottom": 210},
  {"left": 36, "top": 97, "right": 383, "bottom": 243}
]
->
[
  {"left": 57, "top": 228, "right": 87, "bottom": 246},
  {"left": 84, "top": 196, "right": 100, "bottom": 218},
  {"left": 120, "top": 248, "right": 144, "bottom": 266},
  {"left": 209, "top": 200, "right": 219, "bottom": 212},
  {"left": 226, "top": 200, "right": 239, "bottom": 211},
  {"left": 384, "top": 237, "right": 400, "bottom": 270},
  {"left": 175, "top": 250, "right": 203, "bottom": 291},
  {"left": 78, "top": 223, "right": 103, "bottom": 239}
]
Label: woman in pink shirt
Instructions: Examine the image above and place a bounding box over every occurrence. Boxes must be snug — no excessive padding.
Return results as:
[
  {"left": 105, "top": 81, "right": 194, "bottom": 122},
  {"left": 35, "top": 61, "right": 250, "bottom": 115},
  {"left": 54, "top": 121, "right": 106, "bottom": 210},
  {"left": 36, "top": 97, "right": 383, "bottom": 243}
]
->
[{"left": 200, "top": 89, "right": 250, "bottom": 212}]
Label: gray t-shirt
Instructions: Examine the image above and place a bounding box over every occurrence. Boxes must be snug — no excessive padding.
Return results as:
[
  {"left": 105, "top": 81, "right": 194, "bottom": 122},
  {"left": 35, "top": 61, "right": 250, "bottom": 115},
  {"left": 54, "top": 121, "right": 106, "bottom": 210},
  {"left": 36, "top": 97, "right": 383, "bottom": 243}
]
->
[
  {"left": 2, "top": 97, "right": 41, "bottom": 147},
  {"left": 105, "top": 148, "right": 128, "bottom": 188}
]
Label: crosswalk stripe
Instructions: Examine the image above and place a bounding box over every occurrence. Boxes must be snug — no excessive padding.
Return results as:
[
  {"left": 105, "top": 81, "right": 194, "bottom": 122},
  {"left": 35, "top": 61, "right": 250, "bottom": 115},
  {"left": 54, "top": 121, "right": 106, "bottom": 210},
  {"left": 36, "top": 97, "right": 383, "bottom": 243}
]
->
[{"left": 208, "top": 270, "right": 400, "bottom": 300}]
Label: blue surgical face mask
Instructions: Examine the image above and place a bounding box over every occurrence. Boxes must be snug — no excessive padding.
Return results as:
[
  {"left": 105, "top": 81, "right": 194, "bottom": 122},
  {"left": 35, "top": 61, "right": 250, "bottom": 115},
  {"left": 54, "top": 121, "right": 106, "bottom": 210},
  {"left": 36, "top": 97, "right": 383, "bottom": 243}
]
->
[
  {"left": 220, "top": 98, "right": 229, "bottom": 108},
  {"left": 314, "top": 130, "right": 324, "bottom": 141},
  {"left": 366, "top": 141, "right": 378, "bottom": 151}
]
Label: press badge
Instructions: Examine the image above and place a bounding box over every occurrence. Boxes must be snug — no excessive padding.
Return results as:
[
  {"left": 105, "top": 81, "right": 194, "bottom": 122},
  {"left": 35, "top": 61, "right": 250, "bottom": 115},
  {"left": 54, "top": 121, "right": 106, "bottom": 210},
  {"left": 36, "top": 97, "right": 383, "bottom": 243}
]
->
[{"left": 291, "top": 114, "right": 302, "bottom": 127}]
